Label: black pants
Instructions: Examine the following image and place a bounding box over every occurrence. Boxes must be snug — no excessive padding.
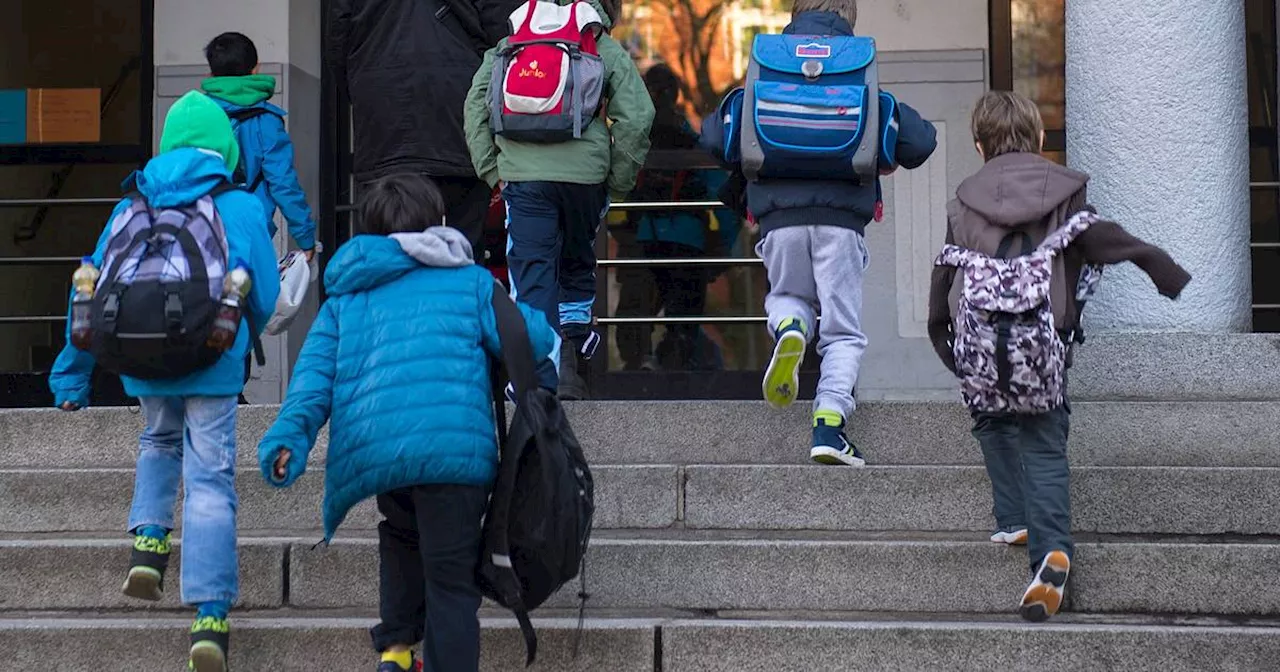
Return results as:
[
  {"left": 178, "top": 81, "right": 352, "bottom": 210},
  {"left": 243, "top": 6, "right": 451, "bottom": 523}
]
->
[
  {"left": 370, "top": 484, "right": 488, "bottom": 671},
  {"left": 434, "top": 175, "right": 492, "bottom": 260},
  {"left": 972, "top": 404, "right": 1072, "bottom": 574}
]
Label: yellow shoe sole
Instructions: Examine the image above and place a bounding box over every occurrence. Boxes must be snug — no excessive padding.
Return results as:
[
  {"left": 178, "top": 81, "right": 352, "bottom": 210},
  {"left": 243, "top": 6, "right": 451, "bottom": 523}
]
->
[
  {"left": 189, "top": 641, "right": 227, "bottom": 672},
  {"left": 763, "top": 331, "right": 807, "bottom": 409},
  {"left": 121, "top": 566, "right": 164, "bottom": 602}
]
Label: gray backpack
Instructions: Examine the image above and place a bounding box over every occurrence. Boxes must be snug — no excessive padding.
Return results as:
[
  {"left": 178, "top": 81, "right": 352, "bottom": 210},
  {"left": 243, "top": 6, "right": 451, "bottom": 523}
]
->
[{"left": 935, "top": 210, "right": 1099, "bottom": 413}]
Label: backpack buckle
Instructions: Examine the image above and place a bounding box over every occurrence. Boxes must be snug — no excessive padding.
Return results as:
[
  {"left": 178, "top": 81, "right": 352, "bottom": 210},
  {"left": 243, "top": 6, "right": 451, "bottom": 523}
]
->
[
  {"left": 102, "top": 293, "right": 120, "bottom": 324},
  {"left": 164, "top": 291, "right": 184, "bottom": 331}
]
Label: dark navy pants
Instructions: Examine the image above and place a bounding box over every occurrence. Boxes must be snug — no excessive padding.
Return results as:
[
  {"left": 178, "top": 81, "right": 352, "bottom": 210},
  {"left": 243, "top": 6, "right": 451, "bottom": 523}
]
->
[
  {"left": 972, "top": 403, "right": 1073, "bottom": 574},
  {"left": 503, "top": 181, "right": 609, "bottom": 388},
  {"left": 370, "top": 484, "right": 487, "bottom": 671}
]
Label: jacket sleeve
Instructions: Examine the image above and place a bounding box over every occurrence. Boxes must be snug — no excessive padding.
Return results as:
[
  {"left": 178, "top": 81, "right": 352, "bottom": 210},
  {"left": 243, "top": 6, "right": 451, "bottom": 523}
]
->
[
  {"left": 235, "top": 197, "right": 281, "bottom": 335},
  {"left": 927, "top": 215, "right": 959, "bottom": 374},
  {"left": 259, "top": 114, "right": 317, "bottom": 250},
  {"left": 601, "top": 36, "right": 655, "bottom": 198},
  {"left": 893, "top": 101, "right": 938, "bottom": 170},
  {"left": 258, "top": 299, "right": 339, "bottom": 474},
  {"left": 48, "top": 207, "right": 119, "bottom": 408},
  {"left": 1075, "top": 219, "right": 1192, "bottom": 299},
  {"left": 464, "top": 46, "right": 502, "bottom": 188},
  {"left": 479, "top": 278, "right": 557, "bottom": 363},
  {"left": 326, "top": 0, "right": 353, "bottom": 98}
]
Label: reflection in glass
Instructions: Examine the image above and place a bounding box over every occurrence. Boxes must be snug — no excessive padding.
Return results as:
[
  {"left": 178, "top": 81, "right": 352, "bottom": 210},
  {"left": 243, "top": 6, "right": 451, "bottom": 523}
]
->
[{"left": 1011, "top": 0, "right": 1065, "bottom": 132}]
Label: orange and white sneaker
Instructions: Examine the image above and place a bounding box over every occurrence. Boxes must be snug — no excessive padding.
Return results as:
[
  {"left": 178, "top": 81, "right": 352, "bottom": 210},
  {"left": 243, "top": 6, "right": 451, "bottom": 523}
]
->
[
  {"left": 990, "top": 527, "right": 1028, "bottom": 546},
  {"left": 1019, "top": 550, "right": 1071, "bottom": 622}
]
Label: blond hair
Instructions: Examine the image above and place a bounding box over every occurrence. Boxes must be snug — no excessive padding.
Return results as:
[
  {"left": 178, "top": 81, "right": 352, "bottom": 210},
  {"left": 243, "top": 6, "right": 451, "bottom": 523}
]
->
[
  {"left": 971, "top": 90, "right": 1044, "bottom": 161},
  {"left": 792, "top": 0, "right": 857, "bottom": 29}
]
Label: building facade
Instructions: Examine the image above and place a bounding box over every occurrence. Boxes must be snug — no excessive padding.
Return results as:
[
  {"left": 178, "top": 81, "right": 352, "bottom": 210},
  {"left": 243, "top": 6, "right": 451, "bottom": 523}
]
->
[{"left": 0, "top": 0, "right": 1272, "bottom": 406}]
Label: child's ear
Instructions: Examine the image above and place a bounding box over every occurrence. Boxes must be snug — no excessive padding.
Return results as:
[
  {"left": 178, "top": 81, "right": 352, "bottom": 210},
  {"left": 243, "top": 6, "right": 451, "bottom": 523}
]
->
[
  {"left": 252, "top": 64, "right": 260, "bottom": 75},
  {"left": 974, "top": 141, "right": 986, "bottom": 161},
  {"left": 1039, "top": 130, "right": 1046, "bottom": 152}
]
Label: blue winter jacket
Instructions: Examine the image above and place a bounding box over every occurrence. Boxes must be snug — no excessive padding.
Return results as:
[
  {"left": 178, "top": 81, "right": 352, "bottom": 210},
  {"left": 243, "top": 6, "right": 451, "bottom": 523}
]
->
[
  {"left": 257, "top": 228, "right": 556, "bottom": 540},
  {"left": 732, "top": 12, "right": 939, "bottom": 238},
  {"left": 212, "top": 98, "right": 318, "bottom": 251},
  {"left": 48, "top": 148, "right": 280, "bottom": 405}
]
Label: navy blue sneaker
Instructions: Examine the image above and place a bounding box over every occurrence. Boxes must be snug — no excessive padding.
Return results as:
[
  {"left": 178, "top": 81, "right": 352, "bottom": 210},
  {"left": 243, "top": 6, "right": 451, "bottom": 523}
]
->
[
  {"left": 763, "top": 318, "right": 807, "bottom": 409},
  {"left": 810, "top": 413, "right": 866, "bottom": 467}
]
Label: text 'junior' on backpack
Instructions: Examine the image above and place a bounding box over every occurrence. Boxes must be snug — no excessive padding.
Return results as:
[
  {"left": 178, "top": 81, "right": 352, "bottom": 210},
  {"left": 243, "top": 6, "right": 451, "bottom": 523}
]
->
[
  {"left": 83, "top": 184, "right": 240, "bottom": 379},
  {"left": 714, "top": 32, "right": 902, "bottom": 181},
  {"left": 488, "top": 0, "right": 606, "bottom": 143},
  {"left": 478, "top": 282, "right": 595, "bottom": 666},
  {"left": 934, "top": 210, "right": 1101, "bottom": 414}
]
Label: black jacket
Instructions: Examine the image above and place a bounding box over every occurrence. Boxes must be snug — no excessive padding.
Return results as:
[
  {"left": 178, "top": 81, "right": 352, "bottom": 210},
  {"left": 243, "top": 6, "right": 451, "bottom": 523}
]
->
[
  {"left": 745, "top": 12, "right": 938, "bottom": 237},
  {"left": 327, "top": 0, "right": 522, "bottom": 182}
]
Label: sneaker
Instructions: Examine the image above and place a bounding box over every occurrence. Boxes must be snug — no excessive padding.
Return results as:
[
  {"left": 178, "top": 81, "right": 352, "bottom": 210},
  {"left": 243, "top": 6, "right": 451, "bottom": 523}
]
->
[
  {"left": 188, "top": 615, "right": 230, "bottom": 672},
  {"left": 558, "top": 339, "right": 590, "bottom": 401},
  {"left": 810, "top": 414, "right": 866, "bottom": 467},
  {"left": 991, "top": 528, "right": 1029, "bottom": 545},
  {"left": 121, "top": 529, "right": 170, "bottom": 602},
  {"left": 377, "top": 654, "right": 422, "bottom": 672},
  {"left": 1019, "top": 550, "right": 1071, "bottom": 622},
  {"left": 763, "top": 318, "right": 807, "bottom": 409}
]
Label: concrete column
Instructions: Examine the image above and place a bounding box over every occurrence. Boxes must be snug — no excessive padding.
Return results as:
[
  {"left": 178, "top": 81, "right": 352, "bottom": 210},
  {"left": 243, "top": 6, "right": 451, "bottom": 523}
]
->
[{"left": 1066, "top": 0, "right": 1251, "bottom": 332}]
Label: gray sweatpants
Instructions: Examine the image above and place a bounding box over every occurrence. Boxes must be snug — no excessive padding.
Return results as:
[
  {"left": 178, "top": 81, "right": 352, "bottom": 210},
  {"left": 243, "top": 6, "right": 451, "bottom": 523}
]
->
[{"left": 757, "top": 225, "right": 869, "bottom": 420}]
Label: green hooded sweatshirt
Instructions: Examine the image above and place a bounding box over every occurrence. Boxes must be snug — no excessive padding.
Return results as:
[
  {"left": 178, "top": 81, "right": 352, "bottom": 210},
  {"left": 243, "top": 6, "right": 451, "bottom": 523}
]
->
[
  {"left": 463, "top": 0, "right": 655, "bottom": 199},
  {"left": 159, "top": 91, "right": 240, "bottom": 172},
  {"left": 201, "top": 75, "right": 277, "bottom": 107}
]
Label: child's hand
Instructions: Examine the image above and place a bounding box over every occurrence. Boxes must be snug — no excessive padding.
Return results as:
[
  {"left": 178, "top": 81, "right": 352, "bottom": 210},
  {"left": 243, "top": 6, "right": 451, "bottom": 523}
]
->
[
  {"left": 262, "top": 447, "right": 304, "bottom": 488},
  {"left": 274, "top": 449, "right": 292, "bottom": 480},
  {"left": 59, "top": 402, "right": 80, "bottom": 412}
]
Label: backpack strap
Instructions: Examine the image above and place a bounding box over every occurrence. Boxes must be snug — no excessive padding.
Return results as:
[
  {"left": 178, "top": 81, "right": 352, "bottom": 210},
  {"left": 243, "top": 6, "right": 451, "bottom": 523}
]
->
[
  {"left": 226, "top": 108, "right": 281, "bottom": 193},
  {"left": 995, "top": 231, "right": 1034, "bottom": 258},
  {"left": 487, "top": 280, "right": 542, "bottom": 665},
  {"left": 205, "top": 182, "right": 267, "bottom": 364},
  {"left": 1039, "top": 210, "right": 1098, "bottom": 256}
]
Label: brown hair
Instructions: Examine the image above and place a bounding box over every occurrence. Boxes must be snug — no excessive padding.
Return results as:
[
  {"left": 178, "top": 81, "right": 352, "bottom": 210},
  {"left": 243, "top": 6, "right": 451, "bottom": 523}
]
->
[
  {"left": 971, "top": 90, "right": 1044, "bottom": 161},
  {"left": 791, "top": 0, "right": 857, "bottom": 29}
]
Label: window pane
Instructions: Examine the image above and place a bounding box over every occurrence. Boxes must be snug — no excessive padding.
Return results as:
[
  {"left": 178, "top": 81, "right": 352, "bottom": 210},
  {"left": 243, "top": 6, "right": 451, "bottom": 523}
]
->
[
  {"left": 1011, "top": 0, "right": 1065, "bottom": 131},
  {"left": 0, "top": 1, "right": 144, "bottom": 146}
]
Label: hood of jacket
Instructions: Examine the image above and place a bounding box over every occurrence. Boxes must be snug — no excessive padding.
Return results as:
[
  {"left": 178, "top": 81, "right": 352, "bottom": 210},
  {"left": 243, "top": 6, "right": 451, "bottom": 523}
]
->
[
  {"left": 157, "top": 90, "right": 240, "bottom": 173},
  {"left": 324, "top": 228, "right": 474, "bottom": 296},
  {"left": 202, "top": 75, "right": 277, "bottom": 107},
  {"left": 956, "top": 152, "right": 1089, "bottom": 228},
  {"left": 132, "top": 147, "right": 237, "bottom": 209},
  {"left": 784, "top": 11, "right": 854, "bottom": 36}
]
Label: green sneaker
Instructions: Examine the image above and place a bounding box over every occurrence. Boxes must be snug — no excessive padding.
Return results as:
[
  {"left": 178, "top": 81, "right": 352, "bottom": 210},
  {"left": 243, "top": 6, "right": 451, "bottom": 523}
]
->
[
  {"left": 763, "top": 318, "right": 807, "bottom": 409},
  {"left": 189, "top": 615, "right": 230, "bottom": 672},
  {"left": 121, "top": 531, "right": 171, "bottom": 602}
]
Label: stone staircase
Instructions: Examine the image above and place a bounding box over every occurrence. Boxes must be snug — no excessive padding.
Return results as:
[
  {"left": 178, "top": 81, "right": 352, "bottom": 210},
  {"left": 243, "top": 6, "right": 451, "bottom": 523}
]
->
[{"left": 4, "top": 361, "right": 1280, "bottom": 670}]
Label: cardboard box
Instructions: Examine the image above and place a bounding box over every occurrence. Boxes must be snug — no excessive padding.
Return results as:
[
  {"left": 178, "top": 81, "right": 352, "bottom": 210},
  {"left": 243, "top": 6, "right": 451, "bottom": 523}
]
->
[{"left": 26, "top": 88, "right": 100, "bottom": 143}]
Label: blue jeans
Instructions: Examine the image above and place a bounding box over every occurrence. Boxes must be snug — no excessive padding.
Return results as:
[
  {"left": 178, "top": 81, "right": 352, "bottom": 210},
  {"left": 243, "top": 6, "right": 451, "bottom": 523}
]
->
[
  {"left": 503, "top": 181, "right": 609, "bottom": 389},
  {"left": 128, "top": 396, "right": 239, "bottom": 605}
]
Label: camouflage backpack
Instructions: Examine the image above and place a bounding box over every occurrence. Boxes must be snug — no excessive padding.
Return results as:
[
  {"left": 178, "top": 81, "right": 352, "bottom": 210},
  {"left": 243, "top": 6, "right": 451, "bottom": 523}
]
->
[{"left": 934, "top": 210, "right": 1099, "bottom": 414}]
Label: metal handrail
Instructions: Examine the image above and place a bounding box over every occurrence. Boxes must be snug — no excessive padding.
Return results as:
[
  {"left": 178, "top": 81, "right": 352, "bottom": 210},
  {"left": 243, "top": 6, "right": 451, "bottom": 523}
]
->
[
  {"left": 0, "top": 316, "right": 65, "bottom": 324},
  {"left": 601, "top": 257, "right": 761, "bottom": 267},
  {"left": 597, "top": 316, "right": 767, "bottom": 325},
  {"left": 0, "top": 197, "right": 120, "bottom": 207},
  {"left": 0, "top": 256, "right": 82, "bottom": 266},
  {"left": 335, "top": 199, "right": 727, "bottom": 214}
]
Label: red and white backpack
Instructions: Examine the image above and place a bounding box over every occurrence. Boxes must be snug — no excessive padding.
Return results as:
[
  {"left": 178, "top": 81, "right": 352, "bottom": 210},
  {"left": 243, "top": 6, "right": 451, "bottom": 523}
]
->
[{"left": 488, "top": 0, "right": 606, "bottom": 143}]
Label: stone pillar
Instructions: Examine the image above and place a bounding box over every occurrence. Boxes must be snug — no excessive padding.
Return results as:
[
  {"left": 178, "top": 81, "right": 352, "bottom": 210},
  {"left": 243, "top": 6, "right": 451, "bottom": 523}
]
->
[{"left": 1066, "top": 0, "right": 1251, "bottom": 332}]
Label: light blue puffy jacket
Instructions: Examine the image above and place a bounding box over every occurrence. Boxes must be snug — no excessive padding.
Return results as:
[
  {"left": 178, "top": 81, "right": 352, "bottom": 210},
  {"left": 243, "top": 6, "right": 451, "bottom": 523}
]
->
[{"left": 258, "top": 228, "right": 556, "bottom": 539}]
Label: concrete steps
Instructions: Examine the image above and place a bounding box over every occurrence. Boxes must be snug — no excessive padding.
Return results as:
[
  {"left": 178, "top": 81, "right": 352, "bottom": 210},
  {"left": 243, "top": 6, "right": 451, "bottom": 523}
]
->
[
  {"left": 5, "top": 400, "right": 1278, "bottom": 468},
  {"left": 6, "top": 464, "right": 1278, "bottom": 535},
  {"left": 2, "top": 395, "right": 1278, "bottom": 670},
  {"left": 1, "top": 615, "right": 1278, "bottom": 672},
  {"left": 5, "top": 533, "right": 1280, "bottom": 616}
]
